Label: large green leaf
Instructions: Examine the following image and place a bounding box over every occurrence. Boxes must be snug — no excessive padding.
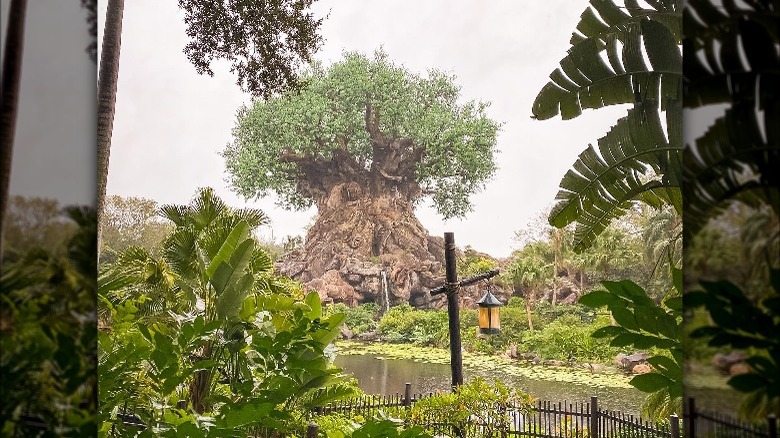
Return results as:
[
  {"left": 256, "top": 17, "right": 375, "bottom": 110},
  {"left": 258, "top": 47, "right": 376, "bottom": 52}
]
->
[
  {"left": 215, "top": 273, "right": 255, "bottom": 321},
  {"left": 630, "top": 372, "right": 674, "bottom": 393},
  {"left": 683, "top": 107, "right": 780, "bottom": 240},
  {"left": 533, "top": 2, "right": 681, "bottom": 121},
  {"left": 205, "top": 220, "right": 251, "bottom": 282},
  {"left": 682, "top": 1, "right": 780, "bottom": 240},
  {"left": 548, "top": 101, "right": 682, "bottom": 251}
]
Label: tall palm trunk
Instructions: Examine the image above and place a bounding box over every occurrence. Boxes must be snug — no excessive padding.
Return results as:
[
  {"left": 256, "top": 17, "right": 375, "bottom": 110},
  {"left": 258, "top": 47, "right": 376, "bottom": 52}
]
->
[
  {"left": 97, "top": 0, "right": 124, "bottom": 262},
  {"left": 0, "top": 0, "right": 28, "bottom": 267}
]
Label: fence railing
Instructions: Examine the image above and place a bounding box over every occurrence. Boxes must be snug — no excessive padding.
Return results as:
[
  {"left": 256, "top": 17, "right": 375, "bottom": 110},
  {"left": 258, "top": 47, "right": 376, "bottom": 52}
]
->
[
  {"left": 25, "top": 390, "right": 774, "bottom": 437},
  {"left": 685, "top": 398, "right": 778, "bottom": 438},
  {"left": 314, "top": 385, "right": 675, "bottom": 438}
]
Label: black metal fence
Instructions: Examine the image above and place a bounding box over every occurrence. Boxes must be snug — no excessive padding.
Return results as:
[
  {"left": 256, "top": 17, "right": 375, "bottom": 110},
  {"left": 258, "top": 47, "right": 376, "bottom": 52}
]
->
[
  {"left": 315, "top": 385, "right": 675, "bottom": 438},
  {"left": 685, "top": 398, "right": 778, "bottom": 438},
  {"left": 21, "top": 391, "right": 775, "bottom": 437}
]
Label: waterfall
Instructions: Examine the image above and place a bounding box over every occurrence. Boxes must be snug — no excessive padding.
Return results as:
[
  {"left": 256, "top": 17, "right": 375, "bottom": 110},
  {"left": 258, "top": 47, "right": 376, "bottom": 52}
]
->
[{"left": 381, "top": 270, "right": 390, "bottom": 312}]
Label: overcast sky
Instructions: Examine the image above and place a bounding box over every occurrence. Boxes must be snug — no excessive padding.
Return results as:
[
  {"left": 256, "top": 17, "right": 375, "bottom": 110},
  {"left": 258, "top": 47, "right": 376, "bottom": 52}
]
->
[
  {"left": 99, "top": 1, "right": 667, "bottom": 258},
  {"left": 1, "top": 0, "right": 95, "bottom": 207}
]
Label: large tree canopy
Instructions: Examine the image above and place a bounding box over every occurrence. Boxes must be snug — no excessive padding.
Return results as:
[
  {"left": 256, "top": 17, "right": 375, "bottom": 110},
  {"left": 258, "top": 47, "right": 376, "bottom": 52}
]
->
[{"left": 224, "top": 51, "right": 500, "bottom": 220}]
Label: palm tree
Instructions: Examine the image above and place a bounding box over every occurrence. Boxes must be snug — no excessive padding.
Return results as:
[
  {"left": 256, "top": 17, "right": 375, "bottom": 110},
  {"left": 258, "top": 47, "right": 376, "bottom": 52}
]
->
[
  {"left": 507, "top": 243, "right": 553, "bottom": 331},
  {"left": 642, "top": 205, "right": 682, "bottom": 275},
  {"left": 0, "top": 0, "right": 28, "bottom": 267}
]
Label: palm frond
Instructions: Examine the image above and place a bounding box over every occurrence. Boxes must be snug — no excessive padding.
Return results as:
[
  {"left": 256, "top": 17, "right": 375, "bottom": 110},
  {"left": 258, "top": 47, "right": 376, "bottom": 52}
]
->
[
  {"left": 533, "top": 2, "right": 681, "bottom": 121},
  {"left": 190, "top": 187, "right": 227, "bottom": 230},
  {"left": 549, "top": 100, "right": 682, "bottom": 251},
  {"left": 682, "top": 0, "right": 780, "bottom": 238}
]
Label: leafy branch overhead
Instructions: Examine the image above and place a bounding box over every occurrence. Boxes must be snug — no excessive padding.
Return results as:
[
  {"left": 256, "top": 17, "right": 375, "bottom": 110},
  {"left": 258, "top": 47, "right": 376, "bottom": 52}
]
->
[
  {"left": 533, "top": 0, "right": 682, "bottom": 252},
  {"left": 178, "top": 0, "right": 325, "bottom": 98}
]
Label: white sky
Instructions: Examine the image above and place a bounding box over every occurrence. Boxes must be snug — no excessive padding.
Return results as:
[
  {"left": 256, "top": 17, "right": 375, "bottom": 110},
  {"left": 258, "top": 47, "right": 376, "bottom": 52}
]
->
[
  {"left": 1, "top": 1, "right": 96, "bottom": 207},
  {"left": 99, "top": 1, "right": 638, "bottom": 258}
]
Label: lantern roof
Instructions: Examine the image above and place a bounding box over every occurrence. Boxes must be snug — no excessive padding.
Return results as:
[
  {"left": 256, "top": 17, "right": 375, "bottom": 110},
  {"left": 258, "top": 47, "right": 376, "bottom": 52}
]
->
[{"left": 476, "top": 290, "right": 502, "bottom": 307}]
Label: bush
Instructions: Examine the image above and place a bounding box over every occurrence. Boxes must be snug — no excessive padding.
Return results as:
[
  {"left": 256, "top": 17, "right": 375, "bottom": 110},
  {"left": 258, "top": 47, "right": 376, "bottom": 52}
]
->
[
  {"left": 521, "top": 315, "right": 620, "bottom": 363},
  {"left": 326, "top": 302, "right": 379, "bottom": 336},
  {"left": 377, "top": 304, "right": 449, "bottom": 347},
  {"left": 409, "top": 377, "right": 534, "bottom": 438}
]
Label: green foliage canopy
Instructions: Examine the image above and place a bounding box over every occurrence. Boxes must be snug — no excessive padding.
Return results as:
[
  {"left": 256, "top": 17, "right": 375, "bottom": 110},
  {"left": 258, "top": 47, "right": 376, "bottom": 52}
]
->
[{"left": 224, "top": 50, "right": 500, "bottom": 219}]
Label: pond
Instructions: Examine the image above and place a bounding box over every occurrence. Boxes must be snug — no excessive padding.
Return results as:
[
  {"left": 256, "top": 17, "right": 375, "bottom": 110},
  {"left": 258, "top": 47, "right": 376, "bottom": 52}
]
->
[
  {"left": 333, "top": 342, "right": 744, "bottom": 420},
  {"left": 333, "top": 343, "right": 648, "bottom": 417}
]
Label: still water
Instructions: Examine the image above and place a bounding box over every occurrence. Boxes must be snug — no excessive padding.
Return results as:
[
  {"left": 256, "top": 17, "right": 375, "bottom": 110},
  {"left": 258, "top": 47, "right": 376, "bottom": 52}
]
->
[{"left": 334, "top": 353, "right": 647, "bottom": 417}]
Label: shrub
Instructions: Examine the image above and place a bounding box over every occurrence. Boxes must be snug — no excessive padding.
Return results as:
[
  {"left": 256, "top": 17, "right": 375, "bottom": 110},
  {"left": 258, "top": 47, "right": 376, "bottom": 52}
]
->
[
  {"left": 409, "top": 377, "right": 534, "bottom": 438},
  {"left": 521, "top": 315, "right": 620, "bottom": 363},
  {"left": 378, "top": 304, "right": 450, "bottom": 347},
  {"left": 326, "top": 302, "right": 379, "bottom": 336}
]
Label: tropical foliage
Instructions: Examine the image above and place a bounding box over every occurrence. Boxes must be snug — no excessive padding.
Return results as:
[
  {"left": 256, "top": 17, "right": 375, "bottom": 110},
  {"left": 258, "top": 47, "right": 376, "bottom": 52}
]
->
[
  {"left": 532, "top": 0, "right": 683, "bottom": 252},
  {"left": 98, "top": 188, "right": 356, "bottom": 436},
  {"left": 681, "top": 0, "right": 780, "bottom": 420},
  {"left": 579, "top": 273, "right": 683, "bottom": 419},
  {"left": 408, "top": 377, "right": 534, "bottom": 438},
  {"left": 532, "top": 0, "right": 684, "bottom": 421},
  {"left": 1, "top": 206, "right": 98, "bottom": 436}
]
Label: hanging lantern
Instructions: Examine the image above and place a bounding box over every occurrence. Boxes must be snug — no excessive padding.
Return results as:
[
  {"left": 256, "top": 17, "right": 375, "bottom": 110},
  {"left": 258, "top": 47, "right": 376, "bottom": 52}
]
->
[{"left": 476, "top": 288, "right": 502, "bottom": 335}]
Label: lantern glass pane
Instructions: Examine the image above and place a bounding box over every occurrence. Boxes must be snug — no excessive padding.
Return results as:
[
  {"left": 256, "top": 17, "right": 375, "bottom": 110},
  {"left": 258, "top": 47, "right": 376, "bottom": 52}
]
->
[
  {"left": 478, "top": 307, "right": 490, "bottom": 329},
  {"left": 490, "top": 307, "right": 500, "bottom": 330}
]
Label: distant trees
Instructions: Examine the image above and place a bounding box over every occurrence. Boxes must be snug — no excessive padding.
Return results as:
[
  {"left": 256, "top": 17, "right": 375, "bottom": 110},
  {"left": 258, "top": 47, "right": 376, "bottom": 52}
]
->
[
  {"left": 2, "top": 196, "right": 78, "bottom": 259},
  {"left": 99, "top": 195, "right": 172, "bottom": 261}
]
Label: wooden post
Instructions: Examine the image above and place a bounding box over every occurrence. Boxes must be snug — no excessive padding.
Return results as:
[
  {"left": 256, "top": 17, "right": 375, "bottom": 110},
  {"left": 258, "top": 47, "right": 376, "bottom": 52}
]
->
[
  {"left": 444, "top": 232, "right": 464, "bottom": 388},
  {"left": 768, "top": 414, "right": 777, "bottom": 438},
  {"left": 404, "top": 383, "right": 412, "bottom": 406},
  {"left": 686, "top": 398, "right": 696, "bottom": 438},
  {"left": 669, "top": 414, "right": 680, "bottom": 438},
  {"left": 306, "top": 422, "right": 318, "bottom": 438},
  {"left": 590, "top": 396, "right": 599, "bottom": 438}
]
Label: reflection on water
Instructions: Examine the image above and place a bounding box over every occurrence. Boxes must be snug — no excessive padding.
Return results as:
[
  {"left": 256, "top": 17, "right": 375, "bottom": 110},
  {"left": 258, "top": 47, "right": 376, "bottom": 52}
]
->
[{"left": 334, "top": 353, "right": 647, "bottom": 417}]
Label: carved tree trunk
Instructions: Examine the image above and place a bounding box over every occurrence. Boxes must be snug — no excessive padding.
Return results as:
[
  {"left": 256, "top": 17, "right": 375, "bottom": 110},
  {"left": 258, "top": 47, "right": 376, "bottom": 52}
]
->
[{"left": 278, "top": 181, "right": 449, "bottom": 308}]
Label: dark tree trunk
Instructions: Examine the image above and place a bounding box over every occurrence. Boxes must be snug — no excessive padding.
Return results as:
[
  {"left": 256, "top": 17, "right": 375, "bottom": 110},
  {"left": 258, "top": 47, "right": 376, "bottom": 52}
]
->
[
  {"left": 97, "top": 0, "right": 124, "bottom": 261},
  {"left": 0, "top": 0, "right": 28, "bottom": 266}
]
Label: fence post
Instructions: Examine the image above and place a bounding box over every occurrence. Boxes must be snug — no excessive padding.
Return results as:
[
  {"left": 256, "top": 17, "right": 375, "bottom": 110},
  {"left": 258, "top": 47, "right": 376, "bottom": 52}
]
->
[
  {"left": 686, "top": 398, "right": 696, "bottom": 438},
  {"left": 307, "top": 422, "right": 318, "bottom": 438},
  {"left": 669, "top": 414, "right": 680, "bottom": 438},
  {"left": 590, "top": 396, "right": 599, "bottom": 438},
  {"left": 768, "top": 414, "right": 777, "bottom": 438},
  {"left": 404, "top": 383, "right": 412, "bottom": 406}
]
